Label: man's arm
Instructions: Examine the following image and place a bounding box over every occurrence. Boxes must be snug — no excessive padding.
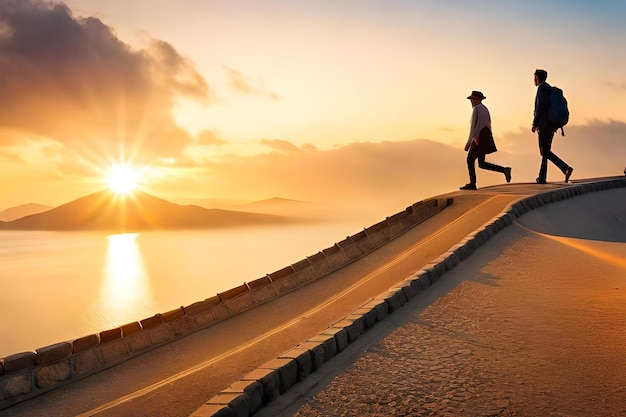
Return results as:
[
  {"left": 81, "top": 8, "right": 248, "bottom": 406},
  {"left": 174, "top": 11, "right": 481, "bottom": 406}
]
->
[
  {"left": 465, "top": 106, "right": 479, "bottom": 150},
  {"left": 532, "top": 83, "right": 550, "bottom": 131}
]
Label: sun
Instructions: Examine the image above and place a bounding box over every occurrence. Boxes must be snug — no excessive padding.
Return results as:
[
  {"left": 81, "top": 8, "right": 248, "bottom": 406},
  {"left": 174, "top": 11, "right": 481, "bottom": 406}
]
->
[{"left": 107, "top": 164, "right": 141, "bottom": 194}]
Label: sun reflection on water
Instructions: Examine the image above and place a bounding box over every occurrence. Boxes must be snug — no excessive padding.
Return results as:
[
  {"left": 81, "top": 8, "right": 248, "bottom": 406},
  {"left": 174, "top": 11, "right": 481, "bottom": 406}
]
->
[{"left": 97, "top": 233, "right": 154, "bottom": 327}]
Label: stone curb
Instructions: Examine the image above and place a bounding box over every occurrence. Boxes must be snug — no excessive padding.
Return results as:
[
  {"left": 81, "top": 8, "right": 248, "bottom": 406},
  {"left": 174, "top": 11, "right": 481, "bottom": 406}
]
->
[{"left": 191, "top": 177, "right": 626, "bottom": 417}]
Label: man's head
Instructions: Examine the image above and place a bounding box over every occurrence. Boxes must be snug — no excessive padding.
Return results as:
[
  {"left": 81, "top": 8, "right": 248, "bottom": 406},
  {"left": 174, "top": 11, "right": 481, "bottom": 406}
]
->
[
  {"left": 467, "top": 90, "right": 486, "bottom": 106},
  {"left": 534, "top": 69, "right": 548, "bottom": 86}
]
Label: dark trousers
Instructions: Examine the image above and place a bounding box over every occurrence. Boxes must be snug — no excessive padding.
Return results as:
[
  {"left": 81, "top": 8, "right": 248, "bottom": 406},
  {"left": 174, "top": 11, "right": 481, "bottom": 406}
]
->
[
  {"left": 467, "top": 146, "right": 506, "bottom": 185},
  {"left": 537, "top": 129, "right": 568, "bottom": 181}
]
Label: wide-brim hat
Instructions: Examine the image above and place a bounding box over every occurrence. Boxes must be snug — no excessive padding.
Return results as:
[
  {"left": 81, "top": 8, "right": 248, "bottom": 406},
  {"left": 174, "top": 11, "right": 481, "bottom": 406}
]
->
[{"left": 467, "top": 90, "right": 486, "bottom": 100}]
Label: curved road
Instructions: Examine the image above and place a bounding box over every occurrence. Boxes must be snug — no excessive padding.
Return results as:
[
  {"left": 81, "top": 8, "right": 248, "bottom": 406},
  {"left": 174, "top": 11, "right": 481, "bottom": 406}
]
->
[
  {"left": 269, "top": 184, "right": 626, "bottom": 417},
  {"left": 3, "top": 183, "right": 581, "bottom": 417}
]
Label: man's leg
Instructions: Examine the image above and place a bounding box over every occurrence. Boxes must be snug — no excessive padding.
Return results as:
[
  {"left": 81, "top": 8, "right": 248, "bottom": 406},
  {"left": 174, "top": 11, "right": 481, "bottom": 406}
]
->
[
  {"left": 478, "top": 155, "right": 512, "bottom": 183},
  {"left": 537, "top": 130, "right": 551, "bottom": 182},
  {"left": 540, "top": 129, "right": 569, "bottom": 175},
  {"left": 478, "top": 155, "right": 506, "bottom": 174},
  {"left": 460, "top": 147, "right": 479, "bottom": 189},
  {"left": 467, "top": 148, "right": 479, "bottom": 185}
]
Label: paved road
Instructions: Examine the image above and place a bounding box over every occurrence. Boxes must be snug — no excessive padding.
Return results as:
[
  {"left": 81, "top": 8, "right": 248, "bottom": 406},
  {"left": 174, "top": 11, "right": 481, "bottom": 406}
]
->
[
  {"left": 2, "top": 185, "right": 528, "bottom": 417},
  {"left": 258, "top": 184, "right": 626, "bottom": 417}
]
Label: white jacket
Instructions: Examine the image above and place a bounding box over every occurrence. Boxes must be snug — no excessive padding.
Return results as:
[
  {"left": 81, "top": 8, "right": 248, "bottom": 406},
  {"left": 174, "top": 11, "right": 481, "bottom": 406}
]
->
[{"left": 465, "top": 103, "right": 491, "bottom": 151}]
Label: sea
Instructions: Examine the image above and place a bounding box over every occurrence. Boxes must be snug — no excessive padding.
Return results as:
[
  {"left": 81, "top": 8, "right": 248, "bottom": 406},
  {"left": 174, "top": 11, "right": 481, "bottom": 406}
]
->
[{"left": 0, "top": 219, "right": 371, "bottom": 358}]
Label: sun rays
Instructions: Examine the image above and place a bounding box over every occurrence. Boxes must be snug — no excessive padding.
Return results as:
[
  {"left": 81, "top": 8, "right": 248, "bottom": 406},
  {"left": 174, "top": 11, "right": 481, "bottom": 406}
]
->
[{"left": 107, "top": 163, "right": 142, "bottom": 195}]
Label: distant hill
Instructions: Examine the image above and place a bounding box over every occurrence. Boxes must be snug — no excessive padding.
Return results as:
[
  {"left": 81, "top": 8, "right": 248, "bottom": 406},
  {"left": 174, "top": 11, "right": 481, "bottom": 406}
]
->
[
  {"left": 239, "top": 197, "right": 313, "bottom": 212},
  {"left": 236, "top": 197, "right": 335, "bottom": 221},
  {"left": 0, "top": 203, "right": 52, "bottom": 222},
  {"left": 0, "top": 190, "right": 294, "bottom": 232},
  {"left": 183, "top": 197, "right": 311, "bottom": 212},
  {"left": 181, "top": 196, "right": 334, "bottom": 221}
]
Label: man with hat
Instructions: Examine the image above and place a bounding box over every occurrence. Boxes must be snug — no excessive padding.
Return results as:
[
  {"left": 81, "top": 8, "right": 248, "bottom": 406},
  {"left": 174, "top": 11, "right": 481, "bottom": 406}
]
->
[
  {"left": 460, "top": 90, "right": 512, "bottom": 190},
  {"left": 532, "top": 69, "right": 573, "bottom": 183}
]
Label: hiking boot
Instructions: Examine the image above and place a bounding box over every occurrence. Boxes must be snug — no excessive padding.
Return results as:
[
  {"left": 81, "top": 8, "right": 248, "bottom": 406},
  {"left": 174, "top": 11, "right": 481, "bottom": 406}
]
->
[
  {"left": 565, "top": 167, "right": 573, "bottom": 183},
  {"left": 504, "top": 167, "right": 512, "bottom": 183},
  {"left": 459, "top": 183, "right": 477, "bottom": 190}
]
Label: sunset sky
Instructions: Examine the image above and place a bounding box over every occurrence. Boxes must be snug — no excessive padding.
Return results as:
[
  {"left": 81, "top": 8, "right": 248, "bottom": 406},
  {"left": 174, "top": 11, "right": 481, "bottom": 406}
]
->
[{"left": 1, "top": 0, "right": 625, "bottom": 213}]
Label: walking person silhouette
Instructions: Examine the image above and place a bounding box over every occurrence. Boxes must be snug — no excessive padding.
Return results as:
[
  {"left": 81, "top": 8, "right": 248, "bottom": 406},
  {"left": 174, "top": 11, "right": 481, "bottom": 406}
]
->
[
  {"left": 460, "top": 91, "right": 511, "bottom": 190},
  {"left": 532, "top": 69, "right": 573, "bottom": 183}
]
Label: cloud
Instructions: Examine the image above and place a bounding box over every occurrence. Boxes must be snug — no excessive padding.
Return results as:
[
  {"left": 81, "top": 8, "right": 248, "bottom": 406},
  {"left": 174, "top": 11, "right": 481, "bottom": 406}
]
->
[
  {"left": 0, "top": 0, "right": 212, "bottom": 167},
  {"left": 0, "top": 149, "right": 23, "bottom": 163},
  {"left": 197, "top": 129, "right": 227, "bottom": 146},
  {"left": 606, "top": 81, "right": 626, "bottom": 90},
  {"left": 169, "top": 139, "right": 471, "bottom": 219},
  {"left": 259, "top": 139, "right": 303, "bottom": 153},
  {"left": 224, "top": 66, "right": 280, "bottom": 100},
  {"left": 160, "top": 119, "right": 626, "bottom": 219}
]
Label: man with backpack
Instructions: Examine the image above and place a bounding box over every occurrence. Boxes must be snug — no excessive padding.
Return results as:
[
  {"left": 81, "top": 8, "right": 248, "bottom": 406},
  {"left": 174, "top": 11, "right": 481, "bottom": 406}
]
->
[{"left": 532, "top": 69, "right": 573, "bottom": 184}]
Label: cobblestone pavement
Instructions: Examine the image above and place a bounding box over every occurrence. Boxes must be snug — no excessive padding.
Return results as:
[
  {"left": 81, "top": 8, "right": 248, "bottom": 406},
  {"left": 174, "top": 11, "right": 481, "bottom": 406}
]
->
[{"left": 285, "top": 205, "right": 626, "bottom": 417}]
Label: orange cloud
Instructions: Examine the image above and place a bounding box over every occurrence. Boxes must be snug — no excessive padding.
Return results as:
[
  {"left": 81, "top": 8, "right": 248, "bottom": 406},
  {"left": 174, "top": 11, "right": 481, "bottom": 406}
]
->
[
  {"left": 259, "top": 139, "right": 303, "bottom": 154},
  {"left": 606, "top": 81, "right": 626, "bottom": 90},
  {"left": 157, "top": 120, "right": 626, "bottom": 217},
  {"left": 163, "top": 139, "right": 470, "bottom": 219},
  {"left": 197, "top": 130, "right": 227, "bottom": 146},
  {"left": 224, "top": 66, "right": 280, "bottom": 100},
  {"left": 0, "top": 0, "right": 212, "bottom": 167},
  {"left": 0, "top": 149, "right": 24, "bottom": 164}
]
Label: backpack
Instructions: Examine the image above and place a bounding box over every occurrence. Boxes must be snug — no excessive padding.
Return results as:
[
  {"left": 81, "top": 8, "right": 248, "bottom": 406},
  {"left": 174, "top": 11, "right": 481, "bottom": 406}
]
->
[{"left": 548, "top": 86, "right": 569, "bottom": 136}]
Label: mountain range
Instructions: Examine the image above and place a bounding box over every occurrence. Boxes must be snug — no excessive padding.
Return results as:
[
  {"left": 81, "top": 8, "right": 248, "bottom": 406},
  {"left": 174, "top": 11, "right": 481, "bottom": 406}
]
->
[
  {"left": 0, "top": 203, "right": 52, "bottom": 222},
  {"left": 0, "top": 190, "right": 295, "bottom": 232}
]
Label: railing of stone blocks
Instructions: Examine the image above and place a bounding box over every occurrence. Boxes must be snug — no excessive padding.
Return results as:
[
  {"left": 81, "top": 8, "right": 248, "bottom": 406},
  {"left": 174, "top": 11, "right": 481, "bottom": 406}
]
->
[{"left": 0, "top": 197, "right": 453, "bottom": 409}]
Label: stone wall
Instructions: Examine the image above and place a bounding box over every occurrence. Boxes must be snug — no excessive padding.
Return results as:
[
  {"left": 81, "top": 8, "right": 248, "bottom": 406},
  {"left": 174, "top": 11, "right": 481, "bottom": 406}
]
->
[{"left": 0, "top": 197, "right": 453, "bottom": 410}]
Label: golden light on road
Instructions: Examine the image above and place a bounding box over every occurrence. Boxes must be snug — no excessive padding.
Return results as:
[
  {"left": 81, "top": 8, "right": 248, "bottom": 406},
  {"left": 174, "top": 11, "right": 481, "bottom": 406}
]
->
[{"left": 107, "top": 164, "right": 141, "bottom": 195}]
